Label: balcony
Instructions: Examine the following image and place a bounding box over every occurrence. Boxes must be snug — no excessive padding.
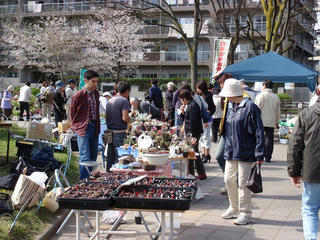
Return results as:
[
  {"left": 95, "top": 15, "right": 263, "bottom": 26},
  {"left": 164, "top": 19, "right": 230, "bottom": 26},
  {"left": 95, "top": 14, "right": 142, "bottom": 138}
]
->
[
  {"left": 132, "top": 0, "right": 209, "bottom": 7},
  {"left": 0, "top": 5, "right": 18, "bottom": 15},
  {"left": 131, "top": 51, "right": 210, "bottom": 63},
  {"left": 20, "top": 1, "right": 111, "bottom": 15},
  {"left": 136, "top": 25, "right": 170, "bottom": 35}
]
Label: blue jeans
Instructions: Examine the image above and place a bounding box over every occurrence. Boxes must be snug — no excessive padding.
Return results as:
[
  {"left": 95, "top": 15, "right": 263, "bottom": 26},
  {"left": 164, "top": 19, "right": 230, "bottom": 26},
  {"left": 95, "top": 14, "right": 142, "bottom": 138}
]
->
[
  {"left": 174, "top": 110, "right": 183, "bottom": 126},
  {"left": 106, "top": 132, "right": 126, "bottom": 171},
  {"left": 302, "top": 182, "right": 320, "bottom": 240},
  {"left": 77, "top": 122, "right": 98, "bottom": 180},
  {"left": 216, "top": 135, "right": 226, "bottom": 173}
]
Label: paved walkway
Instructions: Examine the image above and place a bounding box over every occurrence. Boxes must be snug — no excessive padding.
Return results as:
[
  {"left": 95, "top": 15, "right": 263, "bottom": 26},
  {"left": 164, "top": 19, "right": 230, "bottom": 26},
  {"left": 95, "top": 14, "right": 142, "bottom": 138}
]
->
[{"left": 51, "top": 143, "right": 308, "bottom": 240}]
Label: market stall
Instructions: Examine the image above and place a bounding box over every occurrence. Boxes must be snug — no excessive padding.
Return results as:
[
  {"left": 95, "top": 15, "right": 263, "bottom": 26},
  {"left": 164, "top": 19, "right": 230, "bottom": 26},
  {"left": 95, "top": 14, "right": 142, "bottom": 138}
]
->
[{"left": 57, "top": 172, "right": 198, "bottom": 240}]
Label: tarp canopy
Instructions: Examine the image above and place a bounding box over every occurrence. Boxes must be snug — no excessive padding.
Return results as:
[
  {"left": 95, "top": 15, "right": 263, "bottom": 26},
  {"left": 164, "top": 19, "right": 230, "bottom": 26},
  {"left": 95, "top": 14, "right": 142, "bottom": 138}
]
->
[{"left": 222, "top": 51, "right": 319, "bottom": 92}]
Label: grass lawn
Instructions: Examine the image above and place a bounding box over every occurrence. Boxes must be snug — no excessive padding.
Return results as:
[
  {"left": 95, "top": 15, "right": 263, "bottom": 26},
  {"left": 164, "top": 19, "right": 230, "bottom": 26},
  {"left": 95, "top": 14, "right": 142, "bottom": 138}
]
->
[{"left": 0, "top": 124, "right": 79, "bottom": 240}]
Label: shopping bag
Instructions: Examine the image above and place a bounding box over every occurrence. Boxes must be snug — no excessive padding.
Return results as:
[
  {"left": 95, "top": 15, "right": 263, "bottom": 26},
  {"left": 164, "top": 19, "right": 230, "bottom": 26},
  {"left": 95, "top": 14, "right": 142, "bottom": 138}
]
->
[
  {"left": 11, "top": 173, "right": 46, "bottom": 209},
  {"left": 43, "top": 187, "right": 62, "bottom": 213},
  {"left": 246, "top": 163, "right": 263, "bottom": 193}
]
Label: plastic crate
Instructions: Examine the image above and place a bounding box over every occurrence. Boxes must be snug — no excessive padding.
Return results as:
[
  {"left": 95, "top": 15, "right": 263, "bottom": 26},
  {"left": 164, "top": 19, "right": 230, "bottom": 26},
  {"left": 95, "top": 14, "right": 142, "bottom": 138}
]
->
[
  {"left": 113, "top": 186, "right": 194, "bottom": 211},
  {"left": 134, "top": 177, "right": 198, "bottom": 190},
  {"left": 57, "top": 182, "right": 116, "bottom": 210},
  {"left": 117, "top": 146, "right": 139, "bottom": 158}
]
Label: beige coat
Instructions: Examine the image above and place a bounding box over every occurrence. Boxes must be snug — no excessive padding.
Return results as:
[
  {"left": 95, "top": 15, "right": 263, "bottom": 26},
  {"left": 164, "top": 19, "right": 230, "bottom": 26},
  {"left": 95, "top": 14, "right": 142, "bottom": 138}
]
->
[{"left": 255, "top": 88, "right": 280, "bottom": 128}]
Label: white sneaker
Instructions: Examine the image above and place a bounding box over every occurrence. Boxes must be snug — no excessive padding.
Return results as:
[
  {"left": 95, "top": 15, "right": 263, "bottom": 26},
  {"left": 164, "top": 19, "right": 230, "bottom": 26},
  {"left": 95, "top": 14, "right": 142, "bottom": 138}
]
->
[
  {"left": 233, "top": 215, "right": 254, "bottom": 225},
  {"left": 221, "top": 208, "right": 238, "bottom": 219}
]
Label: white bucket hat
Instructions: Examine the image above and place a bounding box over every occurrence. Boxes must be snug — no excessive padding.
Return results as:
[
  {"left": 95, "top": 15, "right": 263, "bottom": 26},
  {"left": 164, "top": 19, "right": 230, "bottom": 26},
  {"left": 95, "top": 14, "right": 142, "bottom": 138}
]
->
[
  {"left": 219, "top": 78, "right": 243, "bottom": 97},
  {"left": 102, "top": 91, "right": 112, "bottom": 98}
]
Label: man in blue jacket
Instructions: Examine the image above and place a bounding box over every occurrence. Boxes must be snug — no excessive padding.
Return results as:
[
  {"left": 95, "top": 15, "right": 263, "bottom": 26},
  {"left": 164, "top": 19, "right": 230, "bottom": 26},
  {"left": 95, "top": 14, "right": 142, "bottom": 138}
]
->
[
  {"left": 148, "top": 79, "right": 163, "bottom": 109},
  {"left": 219, "top": 78, "right": 265, "bottom": 225}
]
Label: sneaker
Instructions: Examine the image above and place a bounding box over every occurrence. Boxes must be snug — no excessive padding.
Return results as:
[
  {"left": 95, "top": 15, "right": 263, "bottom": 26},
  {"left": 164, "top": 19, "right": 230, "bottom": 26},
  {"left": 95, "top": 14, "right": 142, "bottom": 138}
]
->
[
  {"left": 233, "top": 215, "right": 254, "bottom": 225},
  {"left": 221, "top": 208, "right": 238, "bottom": 219}
]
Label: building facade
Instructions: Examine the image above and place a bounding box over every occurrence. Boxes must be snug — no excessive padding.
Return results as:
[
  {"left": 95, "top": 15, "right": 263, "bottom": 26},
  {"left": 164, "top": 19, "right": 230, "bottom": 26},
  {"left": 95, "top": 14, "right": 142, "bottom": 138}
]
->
[{"left": 0, "top": 0, "right": 317, "bottom": 96}]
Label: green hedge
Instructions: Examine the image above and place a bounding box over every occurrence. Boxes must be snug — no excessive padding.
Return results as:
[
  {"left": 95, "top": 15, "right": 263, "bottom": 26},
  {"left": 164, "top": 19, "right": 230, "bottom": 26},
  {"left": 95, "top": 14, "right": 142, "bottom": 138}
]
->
[{"left": 68, "top": 76, "right": 210, "bottom": 91}]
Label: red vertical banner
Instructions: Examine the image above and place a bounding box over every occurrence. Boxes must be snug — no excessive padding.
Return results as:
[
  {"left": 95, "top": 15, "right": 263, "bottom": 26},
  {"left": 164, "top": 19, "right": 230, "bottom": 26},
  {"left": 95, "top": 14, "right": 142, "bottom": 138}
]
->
[{"left": 212, "top": 38, "right": 231, "bottom": 81}]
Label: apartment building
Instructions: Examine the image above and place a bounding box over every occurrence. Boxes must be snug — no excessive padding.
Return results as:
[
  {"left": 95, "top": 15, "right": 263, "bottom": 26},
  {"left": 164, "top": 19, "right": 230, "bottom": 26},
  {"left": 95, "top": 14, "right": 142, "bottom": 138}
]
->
[{"left": 0, "top": 0, "right": 317, "bottom": 87}]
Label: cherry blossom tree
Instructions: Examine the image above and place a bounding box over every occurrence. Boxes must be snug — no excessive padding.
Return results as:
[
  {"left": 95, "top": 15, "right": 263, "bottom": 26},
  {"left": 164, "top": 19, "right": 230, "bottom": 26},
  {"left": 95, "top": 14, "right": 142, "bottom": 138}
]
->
[
  {"left": 85, "top": 10, "right": 148, "bottom": 81},
  {"left": 3, "top": 16, "right": 86, "bottom": 80}
]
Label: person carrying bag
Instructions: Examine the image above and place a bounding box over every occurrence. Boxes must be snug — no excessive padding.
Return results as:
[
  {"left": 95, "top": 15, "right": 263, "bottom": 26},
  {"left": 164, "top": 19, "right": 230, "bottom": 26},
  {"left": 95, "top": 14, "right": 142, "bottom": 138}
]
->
[{"left": 246, "top": 163, "right": 263, "bottom": 193}]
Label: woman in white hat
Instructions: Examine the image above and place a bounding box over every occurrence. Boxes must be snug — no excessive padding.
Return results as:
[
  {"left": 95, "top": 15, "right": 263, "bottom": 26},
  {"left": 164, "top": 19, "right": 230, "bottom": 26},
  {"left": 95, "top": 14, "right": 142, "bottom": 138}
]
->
[
  {"left": 219, "top": 78, "right": 265, "bottom": 225},
  {"left": 1, "top": 85, "right": 14, "bottom": 120}
]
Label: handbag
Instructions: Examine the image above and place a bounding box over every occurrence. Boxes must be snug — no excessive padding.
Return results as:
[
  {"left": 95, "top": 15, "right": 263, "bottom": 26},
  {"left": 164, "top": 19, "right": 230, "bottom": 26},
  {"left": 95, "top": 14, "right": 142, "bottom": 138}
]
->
[
  {"left": 198, "top": 95, "right": 211, "bottom": 123},
  {"left": 102, "top": 129, "right": 113, "bottom": 145},
  {"left": 246, "top": 163, "right": 263, "bottom": 193}
]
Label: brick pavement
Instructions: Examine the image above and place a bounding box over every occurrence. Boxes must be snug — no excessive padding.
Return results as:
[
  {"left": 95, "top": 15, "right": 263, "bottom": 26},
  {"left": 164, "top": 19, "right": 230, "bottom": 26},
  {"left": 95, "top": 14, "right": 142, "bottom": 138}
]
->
[{"left": 51, "top": 143, "right": 310, "bottom": 240}]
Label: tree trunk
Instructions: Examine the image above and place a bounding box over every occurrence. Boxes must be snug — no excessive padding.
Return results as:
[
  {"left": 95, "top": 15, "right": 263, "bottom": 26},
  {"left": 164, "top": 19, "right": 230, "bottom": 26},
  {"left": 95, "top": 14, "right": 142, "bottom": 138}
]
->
[
  {"left": 115, "top": 61, "right": 121, "bottom": 82},
  {"left": 191, "top": 3, "right": 200, "bottom": 90}
]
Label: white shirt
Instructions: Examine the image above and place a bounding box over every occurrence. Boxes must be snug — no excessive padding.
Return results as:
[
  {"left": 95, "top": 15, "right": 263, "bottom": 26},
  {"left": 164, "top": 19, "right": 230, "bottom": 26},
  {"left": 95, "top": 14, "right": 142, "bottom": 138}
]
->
[
  {"left": 212, "top": 94, "right": 222, "bottom": 119},
  {"left": 18, "top": 85, "right": 31, "bottom": 102},
  {"left": 65, "top": 85, "right": 77, "bottom": 105},
  {"left": 40, "top": 86, "right": 46, "bottom": 95},
  {"left": 99, "top": 96, "right": 108, "bottom": 114},
  {"left": 309, "top": 94, "right": 318, "bottom": 107},
  {"left": 255, "top": 88, "right": 280, "bottom": 128}
]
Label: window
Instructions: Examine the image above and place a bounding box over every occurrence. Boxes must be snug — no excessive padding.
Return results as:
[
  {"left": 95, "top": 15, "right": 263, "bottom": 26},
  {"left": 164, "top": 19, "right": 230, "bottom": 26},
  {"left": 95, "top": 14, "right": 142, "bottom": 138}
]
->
[
  {"left": 235, "top": 44, "right": 249, "bottom": 60},
  {"left": 142, "top": 73, "right": 157, "bottom": 78},
  {"left": 254, "top": 15, "right": 266, "bottom": 32}
]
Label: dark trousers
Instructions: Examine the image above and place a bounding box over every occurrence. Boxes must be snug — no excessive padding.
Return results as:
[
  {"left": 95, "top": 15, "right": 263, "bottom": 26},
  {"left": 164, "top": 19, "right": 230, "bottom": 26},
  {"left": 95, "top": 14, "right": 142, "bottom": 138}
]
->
[
  {"left": 211, "top": 118, "right": 221, "bottom": 143},
  {"left": 264, "top": 127, "right": 274, "bottom": 161},
  {"left": 2, "top": 108, "right": 12, "bottom": 119},
  {"left": 54, "top": 110, "right": 66, "bottom": 139},
  {"left": 216, "top": 135, "right": 226, "bottom": 173},
  {"left": 188, "top": 139, "right": 206, "bottom": 177},
  {"left": 19, "top": 101, "right": 30, "bottom": 120},
  {"left": 167, "top": 109, "right": 175, "bottom": 127}
]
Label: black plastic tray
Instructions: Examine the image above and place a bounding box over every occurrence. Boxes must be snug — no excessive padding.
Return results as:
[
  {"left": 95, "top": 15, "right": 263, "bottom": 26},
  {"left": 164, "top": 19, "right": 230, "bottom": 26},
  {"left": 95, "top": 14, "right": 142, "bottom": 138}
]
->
[
  {"left": 134, "top": 177, "right": 199, "bottom": 189},
  {"left": 57, "top": 182, "right": 116, "bottom": 210},
  {"left": 113, "top": 186, "right": 194, "bottom": 211}
]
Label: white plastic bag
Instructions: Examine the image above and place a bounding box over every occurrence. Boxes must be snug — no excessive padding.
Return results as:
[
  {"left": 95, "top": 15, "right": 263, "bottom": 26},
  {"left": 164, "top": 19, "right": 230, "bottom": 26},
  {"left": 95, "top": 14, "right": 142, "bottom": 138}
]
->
[
  {"left": 28, "top": 172, "right": 48, "bottom": 188},
  {"left": 101, "top": 210, "right": 126, "bottom": 224}
]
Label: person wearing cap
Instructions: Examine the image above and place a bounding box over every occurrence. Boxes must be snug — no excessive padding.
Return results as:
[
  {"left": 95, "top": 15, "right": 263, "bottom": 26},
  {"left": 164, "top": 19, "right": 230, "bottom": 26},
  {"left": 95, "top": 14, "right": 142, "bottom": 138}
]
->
[
  {"left": 1, "top": 85, "right": 14, "bottom": 120},
  {"left": 220, "top": 78, "right": 265, "bottom": 225},
  {"left": 165, "top": 82, "right": 175, "bottom": 126},
  {"left": 53, "top": 80, "right": 67, "bottom": 138},
  {"left": 65, "top": 79, "right": 77, "bottom": 119},
  {"left": 130, "top": 97, "right": 161, "bottom": 120},
  {"left": 100, "top": 91, "right": 112, "bottom": 114}
]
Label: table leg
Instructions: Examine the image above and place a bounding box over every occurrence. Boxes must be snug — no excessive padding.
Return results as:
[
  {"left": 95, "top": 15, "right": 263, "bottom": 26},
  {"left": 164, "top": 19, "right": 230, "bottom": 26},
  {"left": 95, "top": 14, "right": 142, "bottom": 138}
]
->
[
  {"left": 139, "top": 211, "right": 154, "bottom": 240},
  {"left": 161, "top": 212, "right": 166, "bottom": 240},
  {"left": 76, "top": 210, "right": 81, "bottom": 240},
  {"left": 170, "top": 212, "right": 173, "bottom": 240},
  {"left": 6, "top": 129, "right": 9, "bottom": 164},
  {"left": 96, "top": 211, "right": 99, "bottom": 240}
]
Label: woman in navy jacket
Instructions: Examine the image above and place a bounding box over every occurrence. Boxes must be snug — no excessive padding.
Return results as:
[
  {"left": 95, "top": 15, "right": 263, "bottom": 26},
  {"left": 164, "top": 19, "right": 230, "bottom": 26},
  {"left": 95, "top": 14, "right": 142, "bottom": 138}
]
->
[
  {"left": 219, "top": 78, "right": 264, "bottom": 225},
  {"left": 179, "top": 89, "right": 207, "bottom": 180}
]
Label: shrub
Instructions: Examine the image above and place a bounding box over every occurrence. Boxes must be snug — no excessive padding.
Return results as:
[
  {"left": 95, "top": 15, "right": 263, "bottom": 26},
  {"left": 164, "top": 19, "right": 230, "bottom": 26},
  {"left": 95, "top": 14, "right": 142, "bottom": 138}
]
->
[{"left": 277, "top": 93, "right": 292, "bottom": 101}]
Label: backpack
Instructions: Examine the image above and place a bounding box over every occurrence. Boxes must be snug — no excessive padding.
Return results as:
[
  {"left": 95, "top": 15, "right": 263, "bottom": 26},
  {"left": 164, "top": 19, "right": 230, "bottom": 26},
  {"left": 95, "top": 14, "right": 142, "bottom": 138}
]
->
[
  {"left": 198, "top": 95, "right": 212, "bottom": 123},
  {"left": 40, "top": 90, "right": 48, "bottom": 103}
]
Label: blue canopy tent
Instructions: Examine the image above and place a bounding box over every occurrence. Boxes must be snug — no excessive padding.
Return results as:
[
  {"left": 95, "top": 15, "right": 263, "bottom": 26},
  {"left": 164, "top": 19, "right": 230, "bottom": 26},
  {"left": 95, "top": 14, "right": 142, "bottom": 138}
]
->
[{"left": 221, "top": 51, "right": 319, "bottom": 92}]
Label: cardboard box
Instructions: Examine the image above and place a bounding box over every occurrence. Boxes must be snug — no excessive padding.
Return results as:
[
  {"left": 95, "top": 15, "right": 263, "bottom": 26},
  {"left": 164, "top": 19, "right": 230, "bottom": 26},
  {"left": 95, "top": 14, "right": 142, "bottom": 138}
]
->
[
  {"left": 26, "top": 121, "right": 53, "bottom": 141},
  {"left": 58, "top": 120, "right": 71, "bottom": 133}
]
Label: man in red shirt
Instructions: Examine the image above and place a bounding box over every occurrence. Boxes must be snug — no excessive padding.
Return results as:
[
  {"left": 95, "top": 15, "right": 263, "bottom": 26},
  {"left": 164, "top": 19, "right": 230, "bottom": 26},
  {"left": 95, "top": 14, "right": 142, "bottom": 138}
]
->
[{"left": 70, "top": 70, "right": 100, "bottom": 180}]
